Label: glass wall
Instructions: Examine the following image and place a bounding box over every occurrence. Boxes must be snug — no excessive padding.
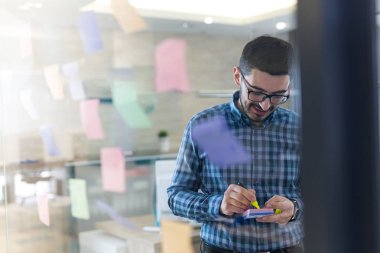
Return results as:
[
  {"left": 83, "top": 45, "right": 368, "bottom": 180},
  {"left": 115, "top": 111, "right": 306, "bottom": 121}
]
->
[{"left": 0, "top": 1, "right": 298, "bottom": 252}]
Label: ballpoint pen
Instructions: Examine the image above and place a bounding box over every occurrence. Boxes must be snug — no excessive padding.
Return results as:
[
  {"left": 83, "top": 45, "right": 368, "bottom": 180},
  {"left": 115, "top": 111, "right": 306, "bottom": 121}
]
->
[{"left": 237, "top": 182, "right": 282, "bottom": 214}]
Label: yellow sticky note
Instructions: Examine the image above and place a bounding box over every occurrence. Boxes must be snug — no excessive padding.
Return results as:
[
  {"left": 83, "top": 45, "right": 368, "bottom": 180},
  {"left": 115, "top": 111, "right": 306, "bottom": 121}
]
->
[
  {"left": 69, "top": 179, "right": 90, "bottom": 220},
  {"left": 161, "top": 220, "right": 195, "bottom": 253}
]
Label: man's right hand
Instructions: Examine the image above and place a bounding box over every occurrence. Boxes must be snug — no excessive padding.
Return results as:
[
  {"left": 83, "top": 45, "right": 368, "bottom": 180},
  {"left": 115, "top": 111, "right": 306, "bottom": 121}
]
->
[{"left": 220, "top": 184, "right": 256, "bottom": 216}]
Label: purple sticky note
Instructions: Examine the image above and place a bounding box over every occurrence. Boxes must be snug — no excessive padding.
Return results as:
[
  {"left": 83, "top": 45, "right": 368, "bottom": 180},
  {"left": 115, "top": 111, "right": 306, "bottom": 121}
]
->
[
  {"left": 39, "top": 125, "right": 60, "bottom": 156},
  {"left": 77, "top": 11, "right": 103, "bottom": 54},
  {"left": 62, "top": 61, "right": 80, "bottom": 80},
  {"left": 243, "top": 209, "right": 274, "bottom": 219},
  {"left": 95, "top": 200, "right": 138, "bottom": 230},
  {"left": 191, "top": 117, "right": 250, "bottom": 166}
]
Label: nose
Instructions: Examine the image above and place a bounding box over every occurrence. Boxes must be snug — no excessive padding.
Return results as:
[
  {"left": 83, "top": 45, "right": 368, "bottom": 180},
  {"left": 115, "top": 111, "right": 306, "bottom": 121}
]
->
[{"left": 259, "top": 98, "right": 271, "bottom": 111}]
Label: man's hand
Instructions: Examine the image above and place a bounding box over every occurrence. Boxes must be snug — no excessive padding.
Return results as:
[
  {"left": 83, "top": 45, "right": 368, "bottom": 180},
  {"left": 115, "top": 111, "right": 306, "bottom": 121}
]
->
[
  {"left": 220, "top": 184, "right": 256, "bottom": 216},
  {"left": 256, "top": 195, "right": 294, "bottom": 224}
]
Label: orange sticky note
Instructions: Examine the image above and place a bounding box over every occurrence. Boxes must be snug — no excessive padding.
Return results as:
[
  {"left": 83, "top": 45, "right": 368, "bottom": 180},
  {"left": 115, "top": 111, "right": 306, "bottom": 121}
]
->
[
  {"left": 111, "top": 0, "right": 146, "bottom": 34},
  {"left": 80, "top": 99, "right": 104, "bottom": 140},
  {"left": 161, "top": 220, "right": 195, "bottom": 253},
  {"left": 100, "top": 147, "right": 126, "bottom": 193},
  {"left": 36, "top": 193, "right": 50, "bottom": 226},
  {"left": 44, "top": 64, "right": 65, "bottom": 100}
]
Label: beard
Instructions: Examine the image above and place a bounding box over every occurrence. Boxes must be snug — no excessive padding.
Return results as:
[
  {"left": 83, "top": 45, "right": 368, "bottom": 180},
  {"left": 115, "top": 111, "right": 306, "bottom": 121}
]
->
[{"left": 239, "top": 96, "right": 275, "bottom": 123}]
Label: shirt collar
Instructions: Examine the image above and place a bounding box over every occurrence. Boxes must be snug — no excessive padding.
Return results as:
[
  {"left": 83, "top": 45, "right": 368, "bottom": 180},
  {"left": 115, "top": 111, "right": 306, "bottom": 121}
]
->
[{"left": 229, "top": 91, "right": 277, "bottom": 128}]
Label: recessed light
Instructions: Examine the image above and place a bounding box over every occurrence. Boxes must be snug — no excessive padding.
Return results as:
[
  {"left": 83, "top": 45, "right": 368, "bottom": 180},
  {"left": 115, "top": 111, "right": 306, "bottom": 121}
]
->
[
  {"left": 204, "top": 17, "right": 213, "bottom": 24},
  {"left": 275, "top": 22, "right": 287, "bottom": 30}
]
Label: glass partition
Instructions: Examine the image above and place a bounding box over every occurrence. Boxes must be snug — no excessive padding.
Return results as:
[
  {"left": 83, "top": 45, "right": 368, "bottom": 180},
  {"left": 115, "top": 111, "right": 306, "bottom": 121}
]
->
[{"left": 0, "top": 1, "right": 299, "bottom": 252}]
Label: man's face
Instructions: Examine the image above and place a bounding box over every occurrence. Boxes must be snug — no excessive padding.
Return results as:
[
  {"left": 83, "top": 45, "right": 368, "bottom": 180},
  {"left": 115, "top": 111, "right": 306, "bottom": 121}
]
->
[{"left": 233, "top": 67, "right": 290, "bottom": 123}]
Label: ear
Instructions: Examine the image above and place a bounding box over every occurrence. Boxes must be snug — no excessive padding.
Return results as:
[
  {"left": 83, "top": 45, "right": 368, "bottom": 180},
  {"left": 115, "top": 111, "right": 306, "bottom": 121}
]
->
[{"left": 233, "top": 66, "right": 241, "bottom": 88}]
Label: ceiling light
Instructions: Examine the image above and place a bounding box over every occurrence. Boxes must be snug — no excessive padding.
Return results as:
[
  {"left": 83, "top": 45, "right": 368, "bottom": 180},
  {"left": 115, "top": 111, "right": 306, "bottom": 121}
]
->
[
  {"left": 128, "top": 0, "right": 296, "bottom": 19},
  {"left": 275, "top": 22, "right": 287, "bottom": 30},
  {"left": 18, "top": 2, "right": 43, "bottom": 10},
  {"left": 81, "top": 0, "right": 297, "bottom": 25},
  {"left": 204, "top": 17, "right": 213, "bottom": 24}
]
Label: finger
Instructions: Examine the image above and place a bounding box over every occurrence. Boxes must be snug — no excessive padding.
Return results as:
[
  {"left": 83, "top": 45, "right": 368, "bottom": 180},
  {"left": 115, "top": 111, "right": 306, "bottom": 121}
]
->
[
  {"left": 227, "top": 194, "right": 251, "bottom": 209},
  {"left": 229, "top": 192, "right": 252, "bottom": 207},
  {"left": 257, "top": 213, "right": 288, "bottom": 223},
  {"left": 233, "top": 185, "right": 256, "bottom": 202},
  {"left": 264, "top": 196, "right": 288, "bottom": 209},
  {"left": 223, "top": 200, "right": 247, "bottom": 214}
]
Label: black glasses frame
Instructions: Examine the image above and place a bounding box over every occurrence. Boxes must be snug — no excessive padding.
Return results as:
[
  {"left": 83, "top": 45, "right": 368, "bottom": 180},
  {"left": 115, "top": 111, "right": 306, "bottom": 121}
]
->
[{"left": 238, "top": 67, "right": 289, "bottom": 105}]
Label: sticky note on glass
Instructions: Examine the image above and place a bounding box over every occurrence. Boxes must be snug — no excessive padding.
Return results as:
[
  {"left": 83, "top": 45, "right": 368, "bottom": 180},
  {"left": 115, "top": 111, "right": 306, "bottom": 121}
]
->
[
  {"left": 44, "top": 64, "right": 65, "bottom": 100},
  {"left": 242, "top": 209, "right": 274, "bottom": 219},
  {"left": 191, "top": 117, "right": 250, "bottom": 166},
  {"left": 20, "top": 88, "right": 39, "bottom": 119},
  {"left": 36, "top": 193, "right": 50, "bottom": 226},
  {"left": 62, "top": 61, "right": 80, "bottom": 80},
  {"left": 112, "top": 81, "right": 137, "bottom": 105},
  {"left": 95, "top": 200, "right": 138, "bottom": 230},
  {"left": 111, "top": 82, "right": 150, "bottom": 128},
  {"left": 77, "top": 11, "right": 103, "bottom": 54},
  {"left": 69, "top": 179, "right": 90, "bottom": 220},
  {"left": 80, "top": 99, "right": 104, "bottom": 139},
  {"left": 68, "top": 80, "right": 86, "bottom": 100},
  {"left": 39, "top": 125, "right": 60, "bottom": 157},
  {"left": 111, "top": 0, "right": 146, "bottom": 33},
  {"left": 161, "top": 220, "right": 195, "bottom": 253},
  {"left": 115, "top": 102, "right": 151, "bottom": 129},
  {"left": 100, "top": 147, "right": 126, "bottom": 193},
  {"left": 155, "top": 38, "right": 190, "bottom": 92}
]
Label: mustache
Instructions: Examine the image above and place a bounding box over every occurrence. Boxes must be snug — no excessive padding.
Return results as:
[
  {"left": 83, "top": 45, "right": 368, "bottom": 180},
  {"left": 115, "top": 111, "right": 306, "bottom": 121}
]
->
[{"left": 249, "top": 103, "right": 273, "bottom": 112}]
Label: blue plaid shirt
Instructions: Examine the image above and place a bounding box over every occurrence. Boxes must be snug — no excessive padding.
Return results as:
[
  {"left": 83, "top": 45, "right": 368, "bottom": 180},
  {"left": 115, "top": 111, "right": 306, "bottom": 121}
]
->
[{"left": 168, "top": 92, "right": 303, "bottom": 252}]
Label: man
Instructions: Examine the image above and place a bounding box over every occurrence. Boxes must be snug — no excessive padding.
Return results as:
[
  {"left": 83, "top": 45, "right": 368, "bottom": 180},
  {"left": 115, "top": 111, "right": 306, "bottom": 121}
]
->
[{"left": 167, "top": 36, "right": 303, "bottom": 253}]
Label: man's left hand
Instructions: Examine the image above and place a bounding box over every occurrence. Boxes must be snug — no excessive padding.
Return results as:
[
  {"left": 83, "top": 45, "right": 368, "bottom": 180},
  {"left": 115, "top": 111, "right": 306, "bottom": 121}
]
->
[{"left": 256, "top": 195, "right": 294, "bottom": 225}]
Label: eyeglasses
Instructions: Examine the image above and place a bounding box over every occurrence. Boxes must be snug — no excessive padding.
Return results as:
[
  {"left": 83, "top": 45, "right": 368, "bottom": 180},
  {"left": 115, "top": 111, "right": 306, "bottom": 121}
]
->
[{"left": 238, "top": 68, "right": 289, "bottom": 105}]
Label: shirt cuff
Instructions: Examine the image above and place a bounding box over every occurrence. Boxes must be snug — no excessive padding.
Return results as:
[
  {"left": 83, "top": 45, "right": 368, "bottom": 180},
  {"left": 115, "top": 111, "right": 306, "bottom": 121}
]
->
[{"left": 208, "top": 195, "right": 224, "bottom": 218}]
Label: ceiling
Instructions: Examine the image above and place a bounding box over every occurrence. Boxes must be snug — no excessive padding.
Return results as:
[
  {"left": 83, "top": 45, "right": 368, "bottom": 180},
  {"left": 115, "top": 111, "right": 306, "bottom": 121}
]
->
[{"left": 0, "top": 0, "right": 296, "bottom": 37}]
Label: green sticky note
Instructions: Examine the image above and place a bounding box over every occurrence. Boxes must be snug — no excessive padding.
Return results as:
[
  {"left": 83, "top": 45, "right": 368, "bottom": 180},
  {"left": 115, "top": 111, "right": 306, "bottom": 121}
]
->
[
  {"left": 115, "top": 102, "right": 151, "bottom": 129},
  {"left": 69, "top": 179, "right": 90, "bottom": 220},
  {"left": 112, "top": 81, "right": 137, "bottom": 105}
]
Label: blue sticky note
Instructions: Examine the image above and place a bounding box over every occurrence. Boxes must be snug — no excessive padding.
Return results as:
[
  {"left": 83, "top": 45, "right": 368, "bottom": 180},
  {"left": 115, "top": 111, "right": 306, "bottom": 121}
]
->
[
  {"left": 39, "top": 125, "right": 60, "bottom": 157},
  {"left": 77, "top": 11, "right": 103, "bottom": 54},
  {"left": 191, "top": 117, "right": 250, "bottom": 166}
]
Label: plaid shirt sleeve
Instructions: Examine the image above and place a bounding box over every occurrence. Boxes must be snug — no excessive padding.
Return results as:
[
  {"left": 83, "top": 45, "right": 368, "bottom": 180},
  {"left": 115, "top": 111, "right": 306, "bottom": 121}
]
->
[{"left": 167, "top": 120, "right": 224, "bottom": 222}]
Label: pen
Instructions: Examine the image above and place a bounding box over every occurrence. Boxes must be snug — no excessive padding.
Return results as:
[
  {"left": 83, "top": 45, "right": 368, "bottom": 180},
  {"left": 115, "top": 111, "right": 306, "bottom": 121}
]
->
[{"left": 236, "top": 182, "right": 282, "bottom": 214}]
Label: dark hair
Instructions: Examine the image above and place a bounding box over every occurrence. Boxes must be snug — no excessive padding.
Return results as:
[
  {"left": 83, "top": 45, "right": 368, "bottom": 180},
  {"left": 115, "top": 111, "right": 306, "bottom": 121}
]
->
[{"left": 239, "top": 35, "right": 293, "bottom": 76}]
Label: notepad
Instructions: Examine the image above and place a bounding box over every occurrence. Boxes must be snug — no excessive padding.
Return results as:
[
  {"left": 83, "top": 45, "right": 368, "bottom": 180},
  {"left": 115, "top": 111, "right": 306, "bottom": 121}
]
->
[{"left": 242, "top": 209, "right": 274, "bottom": 219}]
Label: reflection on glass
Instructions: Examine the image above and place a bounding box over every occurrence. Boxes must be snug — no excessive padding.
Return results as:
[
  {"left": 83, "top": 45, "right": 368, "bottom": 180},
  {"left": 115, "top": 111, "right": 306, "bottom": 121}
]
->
[{"left": 0, "top": 1, "right": 300, "bottom": 253}]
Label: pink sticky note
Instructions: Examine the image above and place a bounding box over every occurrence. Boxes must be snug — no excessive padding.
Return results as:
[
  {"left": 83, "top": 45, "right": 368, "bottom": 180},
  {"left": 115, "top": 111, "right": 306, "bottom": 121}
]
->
[
  {"left": 101, "top": 147, "right": 126, "bottom": 193},
  {"left": 155, "top": 39, "right": 190, "bottom": 92},
  {"left": 36, "top": 194, "right": 50, "bottom": 226},
  {"left": 44, "top": 64, "right": 65, "bottom": 100},
  {"left": 80, "top": 99, "right": 104, "bottom": 139}
]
